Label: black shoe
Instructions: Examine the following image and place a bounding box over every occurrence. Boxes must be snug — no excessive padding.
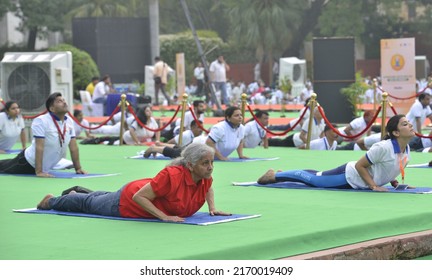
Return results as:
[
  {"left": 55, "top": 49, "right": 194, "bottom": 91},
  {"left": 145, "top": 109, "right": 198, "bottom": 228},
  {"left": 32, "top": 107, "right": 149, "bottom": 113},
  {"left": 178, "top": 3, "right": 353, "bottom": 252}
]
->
[{"left": 61, "top": 186, "right": 94, "bottom": 196}]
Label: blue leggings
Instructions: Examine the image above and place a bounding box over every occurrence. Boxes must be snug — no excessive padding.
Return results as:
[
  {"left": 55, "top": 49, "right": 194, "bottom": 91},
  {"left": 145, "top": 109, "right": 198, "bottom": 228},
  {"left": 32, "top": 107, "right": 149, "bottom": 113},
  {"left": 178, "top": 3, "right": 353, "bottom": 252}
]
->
[{"left": 275, "top": 164, "right": 351, "bottom": 188}]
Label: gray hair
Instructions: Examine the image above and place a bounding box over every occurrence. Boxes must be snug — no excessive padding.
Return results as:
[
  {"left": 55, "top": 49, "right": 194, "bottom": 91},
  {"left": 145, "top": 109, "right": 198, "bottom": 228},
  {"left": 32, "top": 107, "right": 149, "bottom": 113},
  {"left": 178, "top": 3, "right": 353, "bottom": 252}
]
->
[{"left": 168, "top": 143, "right": 215, "bottom": 167}]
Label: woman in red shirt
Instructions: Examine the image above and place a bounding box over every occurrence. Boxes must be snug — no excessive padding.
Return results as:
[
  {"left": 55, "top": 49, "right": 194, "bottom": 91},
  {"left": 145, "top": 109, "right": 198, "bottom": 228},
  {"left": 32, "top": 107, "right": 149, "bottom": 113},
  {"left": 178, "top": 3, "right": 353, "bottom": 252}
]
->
[{"left": 37, "top": 143, "right": 230, "bottom": 222}]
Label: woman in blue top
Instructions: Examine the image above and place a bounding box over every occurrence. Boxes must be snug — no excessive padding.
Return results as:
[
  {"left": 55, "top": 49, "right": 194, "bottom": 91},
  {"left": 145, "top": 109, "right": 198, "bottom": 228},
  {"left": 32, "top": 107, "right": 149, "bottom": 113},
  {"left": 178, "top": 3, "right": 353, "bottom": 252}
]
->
[{"left": 257, "top": 115, "right": 415, "bottom": 192}]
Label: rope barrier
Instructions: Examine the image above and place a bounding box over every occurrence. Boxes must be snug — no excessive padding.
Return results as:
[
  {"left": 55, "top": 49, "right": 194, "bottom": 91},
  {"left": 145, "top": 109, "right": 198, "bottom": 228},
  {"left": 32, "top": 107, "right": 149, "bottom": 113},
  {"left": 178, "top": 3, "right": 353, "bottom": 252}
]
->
[
  {"left": 187, "top": 105, "right": 210, "bottom": 134},
  {"left": 388, "top": 103, "right": 432, "bottom": 139},
  {"left": 126, "top": 104, "right": 181, "bottom": 132},
  {"left": 246, "top": 104, "right": 309, "bottom": 136},
  {"left": 23, "top": 110, "right": 48, "bottom": 120},
  {"left": 67, "top": 106, "right": 121, "bottom": 130},
  {"left": 418, "top": 85, "right": 431, "bottom": 94},
  {"left": 377, "top": 86, "right": 418, "bottom": 100},
  {"left": 316, "top": 105, "right": 382, "bottom": 139}
]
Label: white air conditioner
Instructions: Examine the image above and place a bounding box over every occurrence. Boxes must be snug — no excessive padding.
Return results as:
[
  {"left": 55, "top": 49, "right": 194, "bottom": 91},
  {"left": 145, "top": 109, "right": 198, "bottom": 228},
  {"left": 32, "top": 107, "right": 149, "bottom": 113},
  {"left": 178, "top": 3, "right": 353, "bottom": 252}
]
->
[
  {"left": 279, "top": 57, "right": 307, "bottom": 97},
  {"left": 0, "top": 52, "right": 73, "bottom": 116},
  {"left": 415, "top": 55, "right": 430, "bottom": 81}
]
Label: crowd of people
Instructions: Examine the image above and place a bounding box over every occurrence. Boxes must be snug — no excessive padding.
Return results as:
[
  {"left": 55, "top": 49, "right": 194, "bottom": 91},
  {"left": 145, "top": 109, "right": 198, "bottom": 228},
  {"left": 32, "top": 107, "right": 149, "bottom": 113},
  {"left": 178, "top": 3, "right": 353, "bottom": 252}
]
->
[{"left": 1, "top": 57, "right": 431, "bottom": 222}]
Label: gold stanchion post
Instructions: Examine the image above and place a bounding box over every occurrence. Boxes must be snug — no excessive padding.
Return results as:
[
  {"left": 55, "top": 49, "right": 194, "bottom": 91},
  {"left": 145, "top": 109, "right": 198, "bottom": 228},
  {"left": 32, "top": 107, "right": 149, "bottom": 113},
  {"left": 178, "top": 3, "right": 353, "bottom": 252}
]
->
[
  {"left": 119, "top": 94, "right": 127, "bottom": 146},
  {"left": 305, "top": 93, "right": 317, "bottom": 150},
  {"left": 241, "top": 93, "right": 247, "bottom": 125},
  {"left": 380, "top": 92, "right": 388, "bottom": 140},
  {"left": 178, "top": 93, "right": 188, "bottom": 147}
]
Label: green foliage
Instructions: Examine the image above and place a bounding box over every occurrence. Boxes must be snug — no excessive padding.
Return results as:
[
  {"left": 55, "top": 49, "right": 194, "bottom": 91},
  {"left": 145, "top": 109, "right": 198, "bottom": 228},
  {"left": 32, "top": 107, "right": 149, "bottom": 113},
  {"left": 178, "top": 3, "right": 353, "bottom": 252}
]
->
[
  {"left": 47, "top": 44, "right": 100, "bottom": 99},
  {"left": 0, "top": 0, "right": 12, "bottom": 17},
  {"left": 160, "top": 31, "right": 255, "bottom": 84},
  {"left": 318, "top": 0, "right": 365, "bottom": 38},
  {"left": 0, "top": 44, "right": 31, "bottom": 60},
  {"left": 279, "top": 77, "right": 292, "bottom": 94},
  {"left": 340, "top": 72, "right": 369, "bottom": 116},
  {"left": 11, "top": 0, "right": 70, "bottom": 36},
  {"left": 132, "top": 80, "right": 145, "bottom": 95}
]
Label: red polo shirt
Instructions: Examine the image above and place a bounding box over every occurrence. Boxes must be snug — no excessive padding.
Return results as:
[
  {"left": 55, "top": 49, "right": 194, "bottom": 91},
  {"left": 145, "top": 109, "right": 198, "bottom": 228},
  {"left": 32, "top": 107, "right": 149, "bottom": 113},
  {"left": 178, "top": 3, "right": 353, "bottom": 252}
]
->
[{"left": 119, "top": 165, "right": 213, "bottom": 218}]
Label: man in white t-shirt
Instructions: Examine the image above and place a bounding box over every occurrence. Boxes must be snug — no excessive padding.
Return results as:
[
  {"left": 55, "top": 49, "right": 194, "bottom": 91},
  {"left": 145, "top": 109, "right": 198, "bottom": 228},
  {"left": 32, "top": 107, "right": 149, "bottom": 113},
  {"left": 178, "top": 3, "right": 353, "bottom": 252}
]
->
[
  {"left": 174, "top": 100, "right": 206, "bottom": 133},
  {"left": 92, "top": 75, "right": 111, "bottom": 103},
  {"left": 209, "top": 55, "right": 230, "bottom": 105},
  {"left": 268, "top": 109, "right": 324, "bottom": 147},
  {"left": 0, "top": 93, "right": 86, "bottom": 177},
  {"left": 406, "top": 93, "right": 432, "bottom": 134},
  {"left": 300, "top": 124, "right": 338, "bottom": 150},
  {"left": 338, "top": 110, "right": 374, "bottom": 143},
  {"left": 244, "top": 110, "right": 269, "bottom": 148},
  {"left": 143, "top": 120, "right": 203, "bottom": 158},
  {"left": 194, "top": 62, "right": 205, "bottom": 97}
]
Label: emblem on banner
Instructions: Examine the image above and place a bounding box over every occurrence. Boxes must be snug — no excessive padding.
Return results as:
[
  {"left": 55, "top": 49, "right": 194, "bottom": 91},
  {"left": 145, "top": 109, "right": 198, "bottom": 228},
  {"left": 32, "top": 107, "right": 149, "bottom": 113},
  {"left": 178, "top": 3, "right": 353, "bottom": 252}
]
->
[{"left": 390, "top": 54, "right": 405, "bottom": 71}]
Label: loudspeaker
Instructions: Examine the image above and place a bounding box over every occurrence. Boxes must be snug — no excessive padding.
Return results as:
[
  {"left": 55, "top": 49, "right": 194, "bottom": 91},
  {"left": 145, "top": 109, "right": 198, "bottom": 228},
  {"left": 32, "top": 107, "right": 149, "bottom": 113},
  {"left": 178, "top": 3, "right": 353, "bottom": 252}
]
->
[
  {"left": 73, "top": 18, "right": 151, "bottom": 83},
  {"left": 313, "top": 38, "right": 355, "bottom": 123}
]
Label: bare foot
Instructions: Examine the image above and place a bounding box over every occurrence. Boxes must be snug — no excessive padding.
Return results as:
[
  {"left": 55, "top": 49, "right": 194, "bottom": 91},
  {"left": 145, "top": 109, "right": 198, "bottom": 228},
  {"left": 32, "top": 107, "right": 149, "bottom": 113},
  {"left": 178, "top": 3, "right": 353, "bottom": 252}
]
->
[
  {"left": 143, "top": 146, "right": 155, "bottom": 158},
  {"left": 37, "top": 194, "right": 54, "bottom": 210},
  {"left": 257, "top": 169, "right": 276, "bottom": 185}
]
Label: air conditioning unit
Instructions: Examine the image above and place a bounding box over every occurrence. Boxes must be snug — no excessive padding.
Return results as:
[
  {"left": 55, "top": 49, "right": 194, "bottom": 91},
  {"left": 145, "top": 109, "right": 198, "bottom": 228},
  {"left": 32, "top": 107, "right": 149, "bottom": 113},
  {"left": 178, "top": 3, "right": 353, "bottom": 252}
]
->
[
  {"left": 0, "top": 52, "right": 73, "bottom": 116},
  {"left": 279, "top": 57, "right": 307, "bottom": 97},
  {"left": 415, "top": 55, "right": 430, "bottom": 81}
]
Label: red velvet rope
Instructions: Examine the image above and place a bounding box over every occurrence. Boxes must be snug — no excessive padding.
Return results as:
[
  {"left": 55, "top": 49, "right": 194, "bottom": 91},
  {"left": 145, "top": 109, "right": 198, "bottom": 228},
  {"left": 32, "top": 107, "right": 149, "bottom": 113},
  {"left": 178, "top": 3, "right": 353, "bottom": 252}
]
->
[
  {"left": 23, "top": 110, "right": 48, "bottom": 120},
  {"left": 0, "top": 100, "right": 47, "bottom": 119},
  {"left": 67, "top": 106, "right": 120, "bottom": 130},
  {"left": 187, "top": 106, "right": 210, "bottom": 134},
  {"left": 377, "top": 86, "right": 418, "bottom": 100},
  {"left": 246, "top": 104, "right": 309, "bottom": 136},
  {"left": 127, "top": 104, "right": 181, "bottom": 132},
  {"left": 418, "top": 85, "right": 431, "bottom": 94},
  {"left": 317, "top": 105, "right": 382, "bottom": 139},
  {"left": 388, "top": 103, "right": 432, "bottom": 139}
]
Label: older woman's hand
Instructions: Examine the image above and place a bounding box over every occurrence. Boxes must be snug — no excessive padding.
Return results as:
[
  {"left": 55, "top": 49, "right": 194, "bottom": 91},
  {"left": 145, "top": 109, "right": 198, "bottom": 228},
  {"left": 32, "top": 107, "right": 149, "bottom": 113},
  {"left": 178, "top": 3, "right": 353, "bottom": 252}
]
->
[
  {"left": 163, "top": 216, "right": 185, "bottom": 222},
  {"left": 210, "top": 210, "right": 232, "bottom": 216}
]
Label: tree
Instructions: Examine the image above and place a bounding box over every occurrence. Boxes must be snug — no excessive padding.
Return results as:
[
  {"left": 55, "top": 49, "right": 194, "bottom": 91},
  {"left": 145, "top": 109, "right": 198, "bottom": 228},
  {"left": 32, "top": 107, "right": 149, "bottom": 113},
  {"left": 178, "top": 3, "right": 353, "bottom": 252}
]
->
[
  {"left": 0, "top": 0, "right": 12, "bottom": 18},
  {"left": 67, "top": 0, "right": 132, "bottom": 17},
  {"left": 12, "top": 0, "right": 78, "bottom": 50},
  {"left": 222, "top": 0, "right": 300, "bottom": 84},
  {"left": 281, "top": 0, "right": 327, "bottom": 58}
]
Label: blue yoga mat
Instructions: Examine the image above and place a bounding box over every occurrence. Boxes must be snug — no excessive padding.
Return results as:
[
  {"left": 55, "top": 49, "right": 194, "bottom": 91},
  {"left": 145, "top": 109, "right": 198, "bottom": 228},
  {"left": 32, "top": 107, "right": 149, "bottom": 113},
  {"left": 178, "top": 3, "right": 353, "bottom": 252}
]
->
[
  {"left": 13, "top": 208, "right": 260, "bottom": 226},
  {"left": 0, "top": 171, "right": 119, "bottom": 179},
  {"left": 407, "top": 163, "right": 431, "bottom": 168},
  {"left": 232, "top": 181, "right": 432, "bottom": 194},
  {"left": 129, "top": 155, "right": 279, "bottom": 162},
  {"left": 3, "top": 149, "right": 21, "bottom": 154}
]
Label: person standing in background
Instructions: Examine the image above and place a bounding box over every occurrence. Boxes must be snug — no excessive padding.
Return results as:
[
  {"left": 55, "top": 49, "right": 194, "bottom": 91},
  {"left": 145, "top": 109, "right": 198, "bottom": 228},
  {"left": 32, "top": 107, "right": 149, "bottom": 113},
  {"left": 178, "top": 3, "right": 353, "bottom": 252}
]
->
[
  {"left": 209, "top": 55, "right": 230, "bottom": 105},
  {"left": 153, "top": 56, "right": 172, "bottom": 106},
  {"left": 194, "top": 62, "right": 205, "bottom": 97}
]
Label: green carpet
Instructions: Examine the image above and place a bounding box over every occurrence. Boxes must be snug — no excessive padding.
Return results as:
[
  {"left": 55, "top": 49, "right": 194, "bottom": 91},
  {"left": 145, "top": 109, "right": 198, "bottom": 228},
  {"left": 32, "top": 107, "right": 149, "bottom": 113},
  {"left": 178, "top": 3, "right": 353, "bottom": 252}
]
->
[{"left": 1, "top": 143, "right": 431, "bottom": 260}]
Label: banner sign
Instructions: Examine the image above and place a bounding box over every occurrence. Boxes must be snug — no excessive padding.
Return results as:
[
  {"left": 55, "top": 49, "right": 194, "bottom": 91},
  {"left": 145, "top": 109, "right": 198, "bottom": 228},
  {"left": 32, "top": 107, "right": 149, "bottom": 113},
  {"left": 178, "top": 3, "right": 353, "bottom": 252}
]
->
[
  {"left": 176, "top": 53, "right": 185, "bottom": 98},
  {"left": 380, "top": 38, "right": 416, "bottom": 115}
]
